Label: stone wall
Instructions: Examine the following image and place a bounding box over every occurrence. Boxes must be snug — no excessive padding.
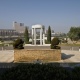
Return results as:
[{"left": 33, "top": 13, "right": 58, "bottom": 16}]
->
[{"left": 14, "top": 49, "right": 61, "bottom": 63}]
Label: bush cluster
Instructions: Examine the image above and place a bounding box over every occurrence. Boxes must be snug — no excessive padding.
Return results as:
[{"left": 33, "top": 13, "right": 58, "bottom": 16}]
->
[
  {"left": 13, "top": 38, "right": 24, "bottom": 49},
  {"left": 51, "top": 37, "right": 60, "bottom": 49},
  {"left": 0, "top": 64, "right": 80, "bottom": 80}
]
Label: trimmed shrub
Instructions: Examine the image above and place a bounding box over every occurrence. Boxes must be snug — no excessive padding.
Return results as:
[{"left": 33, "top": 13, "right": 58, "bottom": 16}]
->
[
  {"left": 13, "top": 38, "right": 24, "bottom": 49},
  {"left": 51, "top": 37, "right": 59, "bottom": 45},
  {"left": 0, "top": 64, "right": 71, "bottom": 80},
  {"left": 51, "top": 37, "right": 60, "bottom": 49},
  {"left": 51, "top": 45, "right": 61, "bottom": 49}
]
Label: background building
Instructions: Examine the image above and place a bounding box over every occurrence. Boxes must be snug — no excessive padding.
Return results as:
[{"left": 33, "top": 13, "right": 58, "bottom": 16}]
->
[
  {"left": 0, "top": 22, "right": 31, "bottom": 41},
  {"left": 0, "top": 29, "right": 20, "bottom": 41},
  {"left": 13, "top": 21, "right": 25, "bottom": 33},
  {"left": 0, "top": 22, "right": 66, "bottom": 43}
]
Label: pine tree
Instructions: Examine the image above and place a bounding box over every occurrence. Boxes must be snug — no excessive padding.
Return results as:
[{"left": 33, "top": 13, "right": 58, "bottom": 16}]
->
[
  {"left": 47, "top": 26, "right": 51, "bottom": 43},
  {"left": 24, "top": 27, "right": 29, "bottom": 44}
]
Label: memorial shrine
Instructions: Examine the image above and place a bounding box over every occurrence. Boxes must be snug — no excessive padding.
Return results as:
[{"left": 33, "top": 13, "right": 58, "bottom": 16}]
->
[{"left": 32, "top": 24, "right": 45, "bottom": 45}]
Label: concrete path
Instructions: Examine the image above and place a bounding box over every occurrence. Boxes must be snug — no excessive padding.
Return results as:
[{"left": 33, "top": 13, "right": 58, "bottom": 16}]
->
[
  {"left": 61, "top": 50, "right": 80, "bottom": 63},
  {"left": 0, "top": 50, "right": 14, "bottom": 63}
]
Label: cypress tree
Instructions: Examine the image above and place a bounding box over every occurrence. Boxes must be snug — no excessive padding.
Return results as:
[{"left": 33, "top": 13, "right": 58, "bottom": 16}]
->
[
  {"left": 24, "top": 27, "right": 29, "bottom": 44},
  {"left": 47, "top": 26, "right": 51, "bottom": 43}
]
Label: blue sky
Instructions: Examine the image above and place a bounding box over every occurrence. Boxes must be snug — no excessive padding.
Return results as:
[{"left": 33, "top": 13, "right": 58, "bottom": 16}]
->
[{"left": 0, "top": 0, "right": 80, "bottom": 33}]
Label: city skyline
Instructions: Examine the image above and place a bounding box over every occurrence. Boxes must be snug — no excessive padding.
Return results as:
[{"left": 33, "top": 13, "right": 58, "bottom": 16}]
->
[{"left": 0, "top": 0, "right": 80, "bottom": 33}]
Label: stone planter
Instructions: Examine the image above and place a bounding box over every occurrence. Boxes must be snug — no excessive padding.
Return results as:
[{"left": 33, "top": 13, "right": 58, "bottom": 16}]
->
[{"left": 14, "top": 49, "right": 61, "bottom": 63}]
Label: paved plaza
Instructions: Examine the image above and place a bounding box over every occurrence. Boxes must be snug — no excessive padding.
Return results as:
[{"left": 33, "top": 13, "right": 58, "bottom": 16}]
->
[
  {"left": 0, "top": 50, "right": 14, "bottom": 63},
  {"left": 0, "top": 50, "right": 80, "bottom": 63},
  {"left": 61, "top": 50, "right": 80, "bottom": 63}
]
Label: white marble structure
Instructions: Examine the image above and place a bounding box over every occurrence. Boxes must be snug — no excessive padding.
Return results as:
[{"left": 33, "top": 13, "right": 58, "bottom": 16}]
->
[{"left": 32, "top": 24, "right": 45, "bottom": 45}]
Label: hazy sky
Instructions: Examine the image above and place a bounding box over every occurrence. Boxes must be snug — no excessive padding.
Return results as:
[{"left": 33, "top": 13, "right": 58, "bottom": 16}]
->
[{"left": 0, "top": 0, "right": 80, "bottom": 33}]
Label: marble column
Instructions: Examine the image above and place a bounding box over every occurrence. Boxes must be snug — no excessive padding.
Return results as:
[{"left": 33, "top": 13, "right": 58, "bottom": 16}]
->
[
  {"left": 40, "top": 28, "right": 42, "bottom": 45},
  {"left": 43, "top": 33, "right": 45, "bottom": 45},
  {"left": 32, "top": 28, "right": 34, "bottom": 44},
  {"left": 34, "top": 28, "right": 36, "bottom": 45}
]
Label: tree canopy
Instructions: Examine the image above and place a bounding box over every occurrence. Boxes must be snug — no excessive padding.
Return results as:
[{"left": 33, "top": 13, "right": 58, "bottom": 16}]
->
[{"left": 68, "top": 27, "right": 80, "bottom": 41}]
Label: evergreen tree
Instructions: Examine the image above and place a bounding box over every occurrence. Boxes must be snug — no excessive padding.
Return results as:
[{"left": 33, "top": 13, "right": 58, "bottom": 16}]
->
[
  {"left": 24, "top": 27, "right": 29, "bottom": 43},
  {"left": 47, "top": 26, "right": 51, "bottom": 43}
]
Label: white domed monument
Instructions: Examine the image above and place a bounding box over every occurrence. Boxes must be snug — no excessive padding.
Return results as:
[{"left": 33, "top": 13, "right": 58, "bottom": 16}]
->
[{"left": 32, "top": 24, "right": 45, "bottom": 45}]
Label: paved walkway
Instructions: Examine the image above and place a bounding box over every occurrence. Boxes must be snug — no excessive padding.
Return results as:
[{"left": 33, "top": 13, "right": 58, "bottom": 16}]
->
[
  {"left": 0, "top": 50, "right": 80, "bottom": 63},
  {"left": 61, "top": 50, "right": 80, "bottom": 63},
  {"left": 0, "top": 50, "right": 14, "bottom": 63}
]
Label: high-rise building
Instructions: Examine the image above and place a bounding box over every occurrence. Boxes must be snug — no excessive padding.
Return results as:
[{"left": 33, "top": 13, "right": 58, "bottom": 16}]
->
[{"left": 13, "top": 21, "right": 25, "bottom": 33}]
